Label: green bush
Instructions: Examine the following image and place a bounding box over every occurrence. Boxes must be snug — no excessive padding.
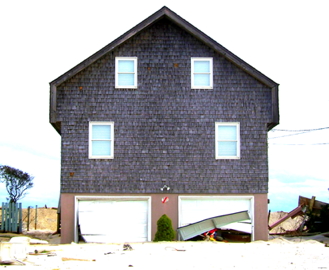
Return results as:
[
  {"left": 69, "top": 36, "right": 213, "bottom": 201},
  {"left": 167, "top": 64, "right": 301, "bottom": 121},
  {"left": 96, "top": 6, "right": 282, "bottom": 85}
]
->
[{"left": 154, "top": 214, "right": 175, "bottom": 241}]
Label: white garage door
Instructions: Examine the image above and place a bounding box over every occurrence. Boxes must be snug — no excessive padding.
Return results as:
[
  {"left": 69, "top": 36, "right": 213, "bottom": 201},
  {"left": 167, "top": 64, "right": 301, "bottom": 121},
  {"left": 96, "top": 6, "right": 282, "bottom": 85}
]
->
[
  {"left": 179, "top": 196, "right": 253, "bottom": 235},
  {"left": 77, "top": 197, "right": 150, "bottom": 243}
]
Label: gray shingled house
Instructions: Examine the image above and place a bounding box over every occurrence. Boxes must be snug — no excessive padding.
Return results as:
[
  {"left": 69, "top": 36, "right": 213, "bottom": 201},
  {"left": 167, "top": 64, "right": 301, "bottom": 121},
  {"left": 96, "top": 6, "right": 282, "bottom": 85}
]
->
[{"left": 50, "top": 6, "right": 279, "bottom": 243}]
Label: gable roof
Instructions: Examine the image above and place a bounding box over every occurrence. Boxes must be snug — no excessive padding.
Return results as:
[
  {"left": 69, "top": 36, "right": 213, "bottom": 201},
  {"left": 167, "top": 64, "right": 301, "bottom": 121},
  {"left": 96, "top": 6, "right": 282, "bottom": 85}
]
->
[{"left": 50, "top": 6, "right": 279, "bottom": 133}]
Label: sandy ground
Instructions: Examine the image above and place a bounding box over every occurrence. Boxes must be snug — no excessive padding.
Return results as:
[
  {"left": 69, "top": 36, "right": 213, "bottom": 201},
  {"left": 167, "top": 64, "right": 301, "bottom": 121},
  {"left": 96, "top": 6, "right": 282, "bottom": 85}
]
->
[
  {"left": 1, "top": 234, "right": 329, "bottom": 269},
  {"left": 1, "top": 211, "right": 328, "bottom": 269}
]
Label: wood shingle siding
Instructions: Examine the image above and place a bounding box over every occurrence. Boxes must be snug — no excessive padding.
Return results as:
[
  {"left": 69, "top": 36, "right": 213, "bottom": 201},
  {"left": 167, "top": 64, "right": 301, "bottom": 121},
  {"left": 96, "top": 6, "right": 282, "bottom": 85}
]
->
[
  {"left": 50, "top": 7, "right": 278, "bottom": 134},
  {"left": 54, "top": 17, "right": 273, "bottom": 194}
]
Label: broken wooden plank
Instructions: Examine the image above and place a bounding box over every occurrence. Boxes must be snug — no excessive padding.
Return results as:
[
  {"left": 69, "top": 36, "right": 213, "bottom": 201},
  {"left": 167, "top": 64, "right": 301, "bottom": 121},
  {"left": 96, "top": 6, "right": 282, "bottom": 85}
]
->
[
  {"left": 299, "top": 196, "right": 328, "bottom": 213},
  {"left": 62, "top": 257, "right": 96, "bottom": 262},
  {"left": 309, "top": 196, "right": 316, "bottom": 212},
  {"left": 268, "top": 205, "right": 305, "bottom": 230}
]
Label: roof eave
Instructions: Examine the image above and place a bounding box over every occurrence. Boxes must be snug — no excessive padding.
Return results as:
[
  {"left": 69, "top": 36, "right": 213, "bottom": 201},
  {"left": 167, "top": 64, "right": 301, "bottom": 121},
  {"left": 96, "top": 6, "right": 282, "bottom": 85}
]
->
[
  {"left": 49, "top": 6, "right": 280, "bottom": 133},
  {"left": 267, "top": 85, "right": 280, "bottom": 131}
]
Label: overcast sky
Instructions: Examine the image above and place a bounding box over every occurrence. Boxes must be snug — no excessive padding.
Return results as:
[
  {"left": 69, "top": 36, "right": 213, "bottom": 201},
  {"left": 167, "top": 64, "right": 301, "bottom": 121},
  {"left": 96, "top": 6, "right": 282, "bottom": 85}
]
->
[{"left": 1, "top": 0, "right": 328, "bottom": 211}]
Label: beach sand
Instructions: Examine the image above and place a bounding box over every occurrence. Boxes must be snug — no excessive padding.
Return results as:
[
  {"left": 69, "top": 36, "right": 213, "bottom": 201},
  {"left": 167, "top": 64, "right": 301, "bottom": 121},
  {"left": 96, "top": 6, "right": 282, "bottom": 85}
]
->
[{"left": 2, "top": 234, "right": 328, "bottom": 269}]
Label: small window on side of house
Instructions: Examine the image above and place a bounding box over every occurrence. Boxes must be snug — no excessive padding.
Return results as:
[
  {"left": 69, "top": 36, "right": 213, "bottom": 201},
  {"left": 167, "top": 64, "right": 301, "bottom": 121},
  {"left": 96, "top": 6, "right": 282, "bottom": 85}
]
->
[
  {"left": 215, "top": 122, "right": 240, "bottom": 159},
  {"left": 191, "top": 58, "right": 213, "bottom": 89},
  {"left": 89, "top": 122, "right": 114, "bottom": 159},
  {"left": 115, "top": 57, "right": 137, "bottom": 88}
]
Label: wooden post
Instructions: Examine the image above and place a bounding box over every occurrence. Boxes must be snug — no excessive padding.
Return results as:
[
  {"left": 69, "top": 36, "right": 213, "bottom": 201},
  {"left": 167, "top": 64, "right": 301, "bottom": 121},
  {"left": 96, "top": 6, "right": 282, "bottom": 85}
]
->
[
  {"left": 18, "top": 203, "right": 22, "bottom": 233},
  {"left": 27, "top": 206, "right": 30, "bottom": 231},
  {"left": 6, "top": 203, "right": 10, "bottom": 232},
  {"left": 309, "top": 196, "right": 316, "bottom": 212},
  {"left": 9, "top": 203, "right": 13, "bottom": 232},
  {"left": 1, "top": 202, "right": 4, "bottom": 231},
  {"left": 35, "top": 205, "right": 38, "bottom": 230},
  {"left": 4, "top": 203, "right": 8, "bottom": 232},
  {"left": 11, "top": 203, "right": 17, "bottom": 232}
]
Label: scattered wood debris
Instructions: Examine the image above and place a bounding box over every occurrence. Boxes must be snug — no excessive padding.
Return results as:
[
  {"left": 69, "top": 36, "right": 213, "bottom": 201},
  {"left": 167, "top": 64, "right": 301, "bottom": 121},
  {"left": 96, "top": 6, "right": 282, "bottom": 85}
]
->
[
  {"left": 123, "top": 243, "right": 133, "bottom": 251},
  {"left": 62, "top": 257, "right": 96, "bottom": 262},
  {"left": 269, "top": 195, "right": 329, "bottom": 236}
]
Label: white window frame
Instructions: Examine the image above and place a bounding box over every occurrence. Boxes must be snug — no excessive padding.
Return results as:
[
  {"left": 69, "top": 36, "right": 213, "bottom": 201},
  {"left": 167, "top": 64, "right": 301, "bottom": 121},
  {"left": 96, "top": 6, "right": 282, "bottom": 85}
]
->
[
  {"left": 89, "top": 121, "right": 114, "bottom": 159},
  {"left": 115, "top": 57, "right": 137, "bottom": 89},
  {"left": 191, "top": 57, "right": 213, "bottom": 89},
  {"left": 215, "top": 122, "right": 240, "bottom": 159}
]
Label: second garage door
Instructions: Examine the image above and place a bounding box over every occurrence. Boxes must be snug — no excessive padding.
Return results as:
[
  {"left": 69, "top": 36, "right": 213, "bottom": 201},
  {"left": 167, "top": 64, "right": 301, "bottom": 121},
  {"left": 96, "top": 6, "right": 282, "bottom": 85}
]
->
[{"left": 179, "top": 196, "right": 253, "bottom": 236}]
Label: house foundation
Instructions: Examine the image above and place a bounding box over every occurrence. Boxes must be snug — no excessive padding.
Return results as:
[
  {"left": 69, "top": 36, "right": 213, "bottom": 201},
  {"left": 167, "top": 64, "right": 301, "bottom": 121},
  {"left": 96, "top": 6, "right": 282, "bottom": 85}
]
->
[{"left": 60, "top": 193, "right": 268, "bottom": 244}]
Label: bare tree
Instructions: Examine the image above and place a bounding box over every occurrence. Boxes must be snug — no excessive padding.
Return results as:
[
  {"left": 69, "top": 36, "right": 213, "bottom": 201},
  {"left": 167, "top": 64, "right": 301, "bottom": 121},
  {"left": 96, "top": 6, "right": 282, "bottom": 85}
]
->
[{"left": 0, "top": 165, "right": 34, "bottom": 203}]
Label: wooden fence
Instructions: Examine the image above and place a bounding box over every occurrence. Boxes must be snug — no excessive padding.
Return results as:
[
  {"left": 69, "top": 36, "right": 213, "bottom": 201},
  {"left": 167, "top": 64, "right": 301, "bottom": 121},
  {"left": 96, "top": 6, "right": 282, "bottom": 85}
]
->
[{"left": 1, "top": 202, "right": 23, "bottom": 233}]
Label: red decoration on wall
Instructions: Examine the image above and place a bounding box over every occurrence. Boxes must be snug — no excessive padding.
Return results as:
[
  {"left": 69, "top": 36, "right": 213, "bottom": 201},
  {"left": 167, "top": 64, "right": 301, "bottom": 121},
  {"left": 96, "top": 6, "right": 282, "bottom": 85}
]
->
[{"left": 162, "top": 197, "right": 169, "bottom": 203}]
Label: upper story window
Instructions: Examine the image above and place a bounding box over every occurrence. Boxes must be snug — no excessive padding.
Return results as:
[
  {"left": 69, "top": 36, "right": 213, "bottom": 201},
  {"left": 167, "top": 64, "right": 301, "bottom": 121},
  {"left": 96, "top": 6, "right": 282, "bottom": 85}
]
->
[
  {"left": 191, "top": 58, "right": 213, "bottom": 89},
  {"left": 115, "top": 57, "right": 137, "bottom": 88},
  {"left": 215, "top": 122, "right": 240, "bottom": 159},
  {"left": 89, "top": 122, "right": 114, "bottom": 159}
]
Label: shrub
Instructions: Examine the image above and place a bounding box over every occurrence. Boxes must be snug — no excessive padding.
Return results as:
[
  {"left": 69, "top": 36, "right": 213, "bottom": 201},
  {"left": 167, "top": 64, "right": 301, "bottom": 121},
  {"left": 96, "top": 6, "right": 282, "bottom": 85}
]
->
[{"left": 154, "top": 214, "right": 175, "bottom": 241}]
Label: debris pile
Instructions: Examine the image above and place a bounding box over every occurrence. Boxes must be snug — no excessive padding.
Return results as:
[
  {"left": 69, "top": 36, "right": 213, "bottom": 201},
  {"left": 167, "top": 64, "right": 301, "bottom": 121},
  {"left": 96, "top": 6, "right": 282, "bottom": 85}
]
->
[{"left": 269, "top": 196, "right": 329, "bottom": 236}]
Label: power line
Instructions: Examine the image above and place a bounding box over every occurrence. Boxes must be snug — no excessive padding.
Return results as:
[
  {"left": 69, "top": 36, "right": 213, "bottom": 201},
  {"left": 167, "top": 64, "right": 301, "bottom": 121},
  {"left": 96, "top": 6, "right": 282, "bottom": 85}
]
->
[
  {"left": 269, "top": 142, "right": 329, "bottom": 146},
  {"left": 269, "top": 127, "right": 329, "bottom": 139},
  {"left": 271, "top": 127, "right": 329, "bottom": 132},
  {"left": 270, "top": 131, "right": 311, "bottom": 139}
]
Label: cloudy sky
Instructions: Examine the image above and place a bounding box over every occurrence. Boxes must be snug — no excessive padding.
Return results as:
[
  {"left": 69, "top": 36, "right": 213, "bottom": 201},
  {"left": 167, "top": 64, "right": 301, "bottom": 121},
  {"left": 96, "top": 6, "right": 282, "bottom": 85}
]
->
[{"left": 0, "top": 0, "right": 328, "bottom": 211}]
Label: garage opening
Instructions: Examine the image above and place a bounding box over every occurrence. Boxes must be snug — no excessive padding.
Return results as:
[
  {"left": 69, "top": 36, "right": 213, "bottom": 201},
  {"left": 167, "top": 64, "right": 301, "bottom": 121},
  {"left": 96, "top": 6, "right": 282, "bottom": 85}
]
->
[
  {"left": 75, "top": 196, "right": 151, "bottom": 243},
  {"left": 178, "top": 196, "right": 254, "bottom": 241}
]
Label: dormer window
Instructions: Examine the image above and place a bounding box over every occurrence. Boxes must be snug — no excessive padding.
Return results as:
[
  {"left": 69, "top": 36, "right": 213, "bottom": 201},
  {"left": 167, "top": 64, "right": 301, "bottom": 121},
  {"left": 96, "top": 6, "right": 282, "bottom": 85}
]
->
[
  {"left": 191, "top": 58, "right": 213, "bottom": 89},
  {"left": 115, "top": 57, "right": 137, "bottom": 88}
]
